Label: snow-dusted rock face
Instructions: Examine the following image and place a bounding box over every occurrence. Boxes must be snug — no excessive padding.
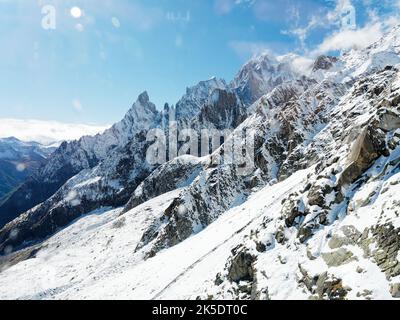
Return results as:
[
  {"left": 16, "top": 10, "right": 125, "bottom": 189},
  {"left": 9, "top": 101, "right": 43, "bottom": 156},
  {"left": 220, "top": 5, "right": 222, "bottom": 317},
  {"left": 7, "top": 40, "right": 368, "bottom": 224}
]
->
[
  {"left": 132, "top": 75, "right": 346, "bottom": 258},
  {"left": 0, "top": 26, "right": 400, "bottom": 301},
  {"left": 194, "top": 89, "right": 247, "bottom": 130},
  {"left": 231, "top": 53, "right": 298, "bottom": 106},
  {"left": 175, "top": 78, "right": 228, "bottom": 120},
  {"left": 123, "top": 155, "right": 207, "bottom": 213},
  {"left": 177, "top": 88, "right": 248, "bottom": 134},
  {"left": 312, "top": 55, "right": 338, "bottom": 72},
  {"left": 204, "top": 63, "right": 400, "bottom": 300}
]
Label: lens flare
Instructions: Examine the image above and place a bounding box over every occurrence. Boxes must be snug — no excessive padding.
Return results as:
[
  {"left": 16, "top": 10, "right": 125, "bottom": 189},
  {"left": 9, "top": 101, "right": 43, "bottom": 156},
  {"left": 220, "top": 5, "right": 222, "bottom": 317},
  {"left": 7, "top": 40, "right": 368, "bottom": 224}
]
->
[{"left": 70, "top": 6, "right": 82, "bottom": 19}]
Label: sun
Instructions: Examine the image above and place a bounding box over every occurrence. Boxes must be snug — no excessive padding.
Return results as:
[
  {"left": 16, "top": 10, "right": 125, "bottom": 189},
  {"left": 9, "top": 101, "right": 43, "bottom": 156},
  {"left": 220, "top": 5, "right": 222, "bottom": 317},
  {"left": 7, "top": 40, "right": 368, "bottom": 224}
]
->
[{"left": 70, "top": 6, "right": 82, "bottom": 19}]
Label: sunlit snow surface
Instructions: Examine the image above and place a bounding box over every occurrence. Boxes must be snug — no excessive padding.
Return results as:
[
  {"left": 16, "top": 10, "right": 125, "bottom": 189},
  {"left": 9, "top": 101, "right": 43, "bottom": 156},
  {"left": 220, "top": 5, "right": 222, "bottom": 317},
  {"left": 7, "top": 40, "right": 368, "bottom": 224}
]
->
[
  {"left": 0, "top": 169, "right": 308, "bottom": 300},
  {"left": 0, "top": 164, "right": 397, "bottom": 300}
]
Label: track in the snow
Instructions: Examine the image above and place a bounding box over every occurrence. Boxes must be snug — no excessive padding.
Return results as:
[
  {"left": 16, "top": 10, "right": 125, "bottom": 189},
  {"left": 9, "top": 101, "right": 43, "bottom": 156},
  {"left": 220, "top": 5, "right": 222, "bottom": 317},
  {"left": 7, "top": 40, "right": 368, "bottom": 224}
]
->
[{"left": 151, "top": 182, "right": 301, "bottom": 300}]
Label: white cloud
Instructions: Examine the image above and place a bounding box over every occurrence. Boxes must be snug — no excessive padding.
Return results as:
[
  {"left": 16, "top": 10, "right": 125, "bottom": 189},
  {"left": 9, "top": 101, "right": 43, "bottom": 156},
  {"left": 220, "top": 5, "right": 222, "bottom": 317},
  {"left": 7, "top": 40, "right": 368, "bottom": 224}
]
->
[
  {"left": 313, "top": 13, "right": 400, "bottom": 55},
  {"left": 290, "top": 55, "right": 315, "bottom": 74},
  {"left": 282, "top": 0, "right": 358, "bottom": 50},
  {"left": 314, "top": 22, "right": 382, "bottom": 54},
  {"left": 0, "top": 119, "right": 110, "bottom": 145},
  {"left": 281, "top": 0, "right": 400, "bottom": 57},
  {"left": 282, "top": 15, "right": 321, "bottom": 49}
]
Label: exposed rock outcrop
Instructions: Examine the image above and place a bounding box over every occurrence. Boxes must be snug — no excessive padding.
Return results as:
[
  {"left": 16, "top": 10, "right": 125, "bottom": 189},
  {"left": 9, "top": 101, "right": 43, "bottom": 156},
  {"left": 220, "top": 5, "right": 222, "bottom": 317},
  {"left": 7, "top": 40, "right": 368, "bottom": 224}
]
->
[
  {"left": 358, "top": 224, "right": 400, "bottom": 279},
  {"left": 312, "top": 55, "right": 338, "bottom": 72},
  {"left": 228, "top": 248, "right": 257, "bottom": 283},
  {"left": 339, "top": 126, "right": 389, "bottom": 186},
  {"left": 298, "top": 265, "right": 350, "bottom": 300},
  {"left": 322, "top": 249, "right": 357, "bottom": 267}
]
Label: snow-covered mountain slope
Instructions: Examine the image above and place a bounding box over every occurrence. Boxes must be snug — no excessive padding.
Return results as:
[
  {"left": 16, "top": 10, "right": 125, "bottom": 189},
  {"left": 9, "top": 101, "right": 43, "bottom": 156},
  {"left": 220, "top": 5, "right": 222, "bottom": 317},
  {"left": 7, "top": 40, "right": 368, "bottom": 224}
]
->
[
  {"left": 123, "top": 155, "right": 208, "bottom": 213},
  {"left": 317, "top": 26, "right": 400, "bottom": 84},
  {"left": 0, "top": 158, "right": 398, "bottom": 300},
  {"left": 0, "top": 168, "right": 309, "bottom": 300},
  {"left": 0, "top": 26, "right": 399, "bottom": 301}
]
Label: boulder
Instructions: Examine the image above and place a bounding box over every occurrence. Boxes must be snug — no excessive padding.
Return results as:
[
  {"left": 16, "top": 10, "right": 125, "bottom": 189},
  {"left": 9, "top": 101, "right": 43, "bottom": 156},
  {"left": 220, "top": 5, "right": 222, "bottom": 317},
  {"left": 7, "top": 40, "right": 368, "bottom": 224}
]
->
[
  {"left": 282, "top": 198, "right": 306, "bottom": 227},
  {"left": 316, "top": 275, "right": 349, "bottom": 300},
  {"left": 307, "top": 180, "right": 336, "bottom": 208},
  {"left": 329, "top": 226, "right": 362, "bottom": 249},
  {"left": 339, "top": 126, "right": 388, "bottom": 186},
  {"left": 275, "top": 229, "right": 286, "bottom": 244},
  {"left": 390, "top": 283, "right": 400, "bottom": 298},
  {"left": 322, "top": 248, "right": 357, "bottom": 267},
  {"left": 298, "top": 226, "right": 314, "bottom": 243},
  {"left": 228, "top": 249, "right": 257, "bottom": 283}
]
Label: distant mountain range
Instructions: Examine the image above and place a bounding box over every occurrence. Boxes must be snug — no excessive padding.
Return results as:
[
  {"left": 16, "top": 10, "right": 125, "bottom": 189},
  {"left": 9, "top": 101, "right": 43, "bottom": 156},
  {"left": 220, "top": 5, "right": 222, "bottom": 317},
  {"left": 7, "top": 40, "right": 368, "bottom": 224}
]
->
[
  {"left": 0, "top": 120, "right": 109, "bottom": 228},
  {"left": 0, "top": 137, "right": 56, "bottom": 211}
]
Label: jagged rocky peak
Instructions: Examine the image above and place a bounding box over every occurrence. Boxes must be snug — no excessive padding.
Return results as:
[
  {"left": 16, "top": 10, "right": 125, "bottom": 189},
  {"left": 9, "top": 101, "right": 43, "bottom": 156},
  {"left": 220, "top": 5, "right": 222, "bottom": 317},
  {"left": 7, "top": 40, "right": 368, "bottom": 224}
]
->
[
  {"left": 137, "top": 90, "right": 150, "bottom": 104},
  {"left": 312, "top": 55, "right": 338, "bottom": 72},
  {"left": 109, "top": 91, "right": 159, "bottom": 142},
  {"left": 0, "top": 92, "right": 163, "bottom": 254},
  {"left": 163, "top": 102, "right": 170, "bottom": 113},
  {"left": 125, "top": 91, "right": 157, "bottom": 119},
  {"left": 175, "top": 77, "right": 227, "bottom": 120},
  {"left": 231, "top": 52, "right": 298, "bottom": 106}
]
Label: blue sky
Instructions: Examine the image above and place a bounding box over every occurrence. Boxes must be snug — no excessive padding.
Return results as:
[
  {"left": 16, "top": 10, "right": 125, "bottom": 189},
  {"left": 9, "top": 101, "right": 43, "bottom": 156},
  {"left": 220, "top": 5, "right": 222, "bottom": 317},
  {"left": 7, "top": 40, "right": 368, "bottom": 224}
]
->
[{"left": 0, "top": 0, "right": 399, "bottom": 125}]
